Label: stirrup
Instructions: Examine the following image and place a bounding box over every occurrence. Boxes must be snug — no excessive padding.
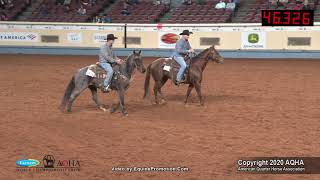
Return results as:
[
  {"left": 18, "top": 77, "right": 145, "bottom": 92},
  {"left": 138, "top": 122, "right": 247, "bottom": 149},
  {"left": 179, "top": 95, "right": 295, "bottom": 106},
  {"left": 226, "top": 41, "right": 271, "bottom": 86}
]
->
[
  {"left": 175, "top": 79, "right": 186, "bottom": 86},
  {"left": 101, "top": 85, "right": 110, "bottom": 93}
]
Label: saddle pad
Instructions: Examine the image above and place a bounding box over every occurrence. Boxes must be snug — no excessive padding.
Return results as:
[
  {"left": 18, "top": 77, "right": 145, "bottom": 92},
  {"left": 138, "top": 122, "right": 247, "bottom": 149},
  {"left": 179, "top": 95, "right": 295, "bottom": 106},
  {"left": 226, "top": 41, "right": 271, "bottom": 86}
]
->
[
  {"left": 86, "top": 64, "right": 107, "bottom": 78},
  {"left": 86, "top": 65, "right": 96, "bottom": 77},
  {"left": 162, "top": 57, "right": 181, "bottom": 70},
  {"left": 163, "top": 65, "right": 171, "bottom": 72}
]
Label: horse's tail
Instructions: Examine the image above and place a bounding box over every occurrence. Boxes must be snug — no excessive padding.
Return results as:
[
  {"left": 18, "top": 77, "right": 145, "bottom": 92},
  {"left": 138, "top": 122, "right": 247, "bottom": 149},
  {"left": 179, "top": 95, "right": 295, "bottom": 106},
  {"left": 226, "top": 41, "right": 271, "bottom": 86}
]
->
[
  {"left": 59, "top": 76, "right": 75, "bottom": 111},
  {"left": 143, "top": 64, "right": 152, "bottom": 99}
]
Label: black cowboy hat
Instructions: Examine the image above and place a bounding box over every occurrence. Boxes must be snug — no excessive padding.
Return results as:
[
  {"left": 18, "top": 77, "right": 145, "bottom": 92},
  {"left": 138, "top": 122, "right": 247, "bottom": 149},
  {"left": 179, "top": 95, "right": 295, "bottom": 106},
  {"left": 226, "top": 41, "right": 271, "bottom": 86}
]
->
[
  {"left": 105, "top": 34, "right": 118, "bottom": 41},
  {"left": 179, "top": 30, "right": 193, "bottom": 36}
]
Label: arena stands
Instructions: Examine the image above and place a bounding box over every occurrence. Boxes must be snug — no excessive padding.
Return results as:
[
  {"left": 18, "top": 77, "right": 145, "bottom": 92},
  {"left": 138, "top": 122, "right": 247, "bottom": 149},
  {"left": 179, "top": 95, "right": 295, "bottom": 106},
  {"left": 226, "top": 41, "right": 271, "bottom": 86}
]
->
[
  {"left": 0, "top": 0, "right": 319, "bottom": 23},
  {"left": 232, "top": 0, "right": 267, "bottom": 23},
  {"left": 105, "top": 0, "right": 166, "bottom": 23},
  {"left": 23, "top": 0, "right": 110, "bottom": 22},
  {"left": 0, "top": 0, "right": 30, "bottom": 21},
  {"left": 313, "top": 0, "right": 320, "bottom": 21},
  {"left": 166, "top": 0, "right": 234, "bottom": 23},
  {"left": 233, "top": 0, "right": 318, "bottom": 23}
]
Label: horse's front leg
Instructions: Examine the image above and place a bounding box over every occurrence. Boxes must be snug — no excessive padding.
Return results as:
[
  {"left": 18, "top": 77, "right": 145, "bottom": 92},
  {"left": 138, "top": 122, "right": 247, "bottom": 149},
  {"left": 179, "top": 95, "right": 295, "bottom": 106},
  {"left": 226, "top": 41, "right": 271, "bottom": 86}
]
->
[
  {"left": 110, "top": 102, "right": 120, "bottom": 113},
  {"left": 118, "top": 88, "right": 128, "bottom": 116}
]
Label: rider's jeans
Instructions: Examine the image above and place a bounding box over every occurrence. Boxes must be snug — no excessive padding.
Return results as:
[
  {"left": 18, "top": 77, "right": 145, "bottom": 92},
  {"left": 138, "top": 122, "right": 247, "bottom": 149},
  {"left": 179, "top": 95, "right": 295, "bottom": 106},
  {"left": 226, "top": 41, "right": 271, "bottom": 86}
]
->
[
  {"left": 99, "top": 63, "right": 113, "bottom": 87},
  {"left": 174, "top": 56, "right": 187, "bottom": 81}
]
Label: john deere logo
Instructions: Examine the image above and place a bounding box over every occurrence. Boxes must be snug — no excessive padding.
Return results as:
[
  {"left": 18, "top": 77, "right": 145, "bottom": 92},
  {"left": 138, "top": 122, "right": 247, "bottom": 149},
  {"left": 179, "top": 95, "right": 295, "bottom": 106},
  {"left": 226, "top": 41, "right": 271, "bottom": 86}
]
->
[{"left": 248, "top": 34, "right": 259, "bottom": 43}]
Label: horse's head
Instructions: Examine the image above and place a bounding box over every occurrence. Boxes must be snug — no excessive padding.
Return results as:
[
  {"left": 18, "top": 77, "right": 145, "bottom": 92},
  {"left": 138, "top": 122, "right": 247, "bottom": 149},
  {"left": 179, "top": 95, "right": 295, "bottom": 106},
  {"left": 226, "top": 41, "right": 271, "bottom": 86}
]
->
[
  {"left": 207, "top": 45, "right": 224, "bottom": 64},
  {"left": 133, "top": 50, "right": 146, "bottom": 73}
]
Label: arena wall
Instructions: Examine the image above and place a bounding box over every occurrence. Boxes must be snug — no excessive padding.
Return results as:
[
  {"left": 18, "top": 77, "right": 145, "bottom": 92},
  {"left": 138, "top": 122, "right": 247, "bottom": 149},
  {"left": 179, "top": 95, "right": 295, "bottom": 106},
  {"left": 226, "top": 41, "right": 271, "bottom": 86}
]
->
[{"left": 0, "top": 22, "right": 320, "bottom": 58}]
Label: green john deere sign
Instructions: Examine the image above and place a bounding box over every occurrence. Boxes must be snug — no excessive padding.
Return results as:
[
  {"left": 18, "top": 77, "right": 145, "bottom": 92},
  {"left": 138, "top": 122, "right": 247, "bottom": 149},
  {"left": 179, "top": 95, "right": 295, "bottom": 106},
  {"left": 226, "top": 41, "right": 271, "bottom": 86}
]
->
[{"left": 248, "top": 34, "right": 259, "bottom": 43}]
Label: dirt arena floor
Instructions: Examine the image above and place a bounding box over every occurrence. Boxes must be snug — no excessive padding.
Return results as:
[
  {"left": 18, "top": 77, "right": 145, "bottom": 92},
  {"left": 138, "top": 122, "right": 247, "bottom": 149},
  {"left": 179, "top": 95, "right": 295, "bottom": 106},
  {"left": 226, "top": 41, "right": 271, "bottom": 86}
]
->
[{"left": 1, "top": 54, "right": 320, "bottom": 180}]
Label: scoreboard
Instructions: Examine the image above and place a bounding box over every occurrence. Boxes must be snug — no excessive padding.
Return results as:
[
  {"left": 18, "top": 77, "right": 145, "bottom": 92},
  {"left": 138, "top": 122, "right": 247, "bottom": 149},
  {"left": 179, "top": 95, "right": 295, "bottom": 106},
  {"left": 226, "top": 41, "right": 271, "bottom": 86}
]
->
[{"left": 261, "top": 10, "right": 314, "bottom": 26}]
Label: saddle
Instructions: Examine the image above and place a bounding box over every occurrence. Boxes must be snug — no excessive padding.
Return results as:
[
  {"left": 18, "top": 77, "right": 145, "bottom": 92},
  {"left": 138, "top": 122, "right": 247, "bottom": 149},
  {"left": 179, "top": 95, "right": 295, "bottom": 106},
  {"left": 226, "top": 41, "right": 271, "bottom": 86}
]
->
[
  {"left": 85, "top": 63, "right": 121, "bottom": 89},
  {"left": 162, "top": 56, "right": 191, "bottom": 72},
  {"left": 86, "top": 63, "right": 121, "bottom": 77},
  {"left": 86, "top": 64, "right": 107, "bottom": 79},
  {"left": 163, "top": 55, "right": 191, "bottom": 68},
  {"left": 162, "top": 55, "right": 191, "bottom": 82}
]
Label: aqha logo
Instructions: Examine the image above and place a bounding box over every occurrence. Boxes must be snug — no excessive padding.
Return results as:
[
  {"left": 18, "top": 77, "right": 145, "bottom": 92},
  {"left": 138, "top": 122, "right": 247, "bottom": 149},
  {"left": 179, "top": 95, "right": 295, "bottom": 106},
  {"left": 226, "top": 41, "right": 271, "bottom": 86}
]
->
[
  {"left": 161, "top": 33, "right": 179, "bottom": 44},
  {"left": 285, "top": 159, "right": 304, "bottom": 166},
  {"left": 57, "top": 160, "right": 80, "bottom": 167}
]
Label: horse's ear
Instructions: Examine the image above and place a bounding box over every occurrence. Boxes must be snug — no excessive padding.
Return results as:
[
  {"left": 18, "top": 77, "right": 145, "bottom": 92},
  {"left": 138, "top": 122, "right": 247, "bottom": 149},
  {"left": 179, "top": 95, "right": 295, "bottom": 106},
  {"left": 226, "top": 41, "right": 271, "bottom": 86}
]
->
[
  {"left": 210, "top": 45, "right": 215, "bottom": 50},
  {"left": 138, "top": 50, "right": 141, "bottom": 54},
  {"left": 133, "top": 50, "right": 136, "bottom": 54}
]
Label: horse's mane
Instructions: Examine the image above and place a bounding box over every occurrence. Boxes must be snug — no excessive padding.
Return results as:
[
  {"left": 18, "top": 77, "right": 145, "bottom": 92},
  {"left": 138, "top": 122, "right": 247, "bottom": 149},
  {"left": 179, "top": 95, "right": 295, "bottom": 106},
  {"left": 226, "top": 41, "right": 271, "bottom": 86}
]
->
[
  {"left": 119, "top": 53, "right": 135, "bottom": 75},
  {"left": 126, "top": 53, "right": 134, "bottom": 61},
  {"left": 191, "top": 48, "right": 210, "bottom": 61},
  {"left": 120, "top": 54, "right": 133, "bottom": 67}
]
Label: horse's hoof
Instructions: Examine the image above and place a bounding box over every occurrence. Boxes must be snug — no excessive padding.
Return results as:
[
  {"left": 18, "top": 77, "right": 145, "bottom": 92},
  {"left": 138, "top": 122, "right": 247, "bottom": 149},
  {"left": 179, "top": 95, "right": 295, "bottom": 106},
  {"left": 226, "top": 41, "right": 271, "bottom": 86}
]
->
[
  {"left": 122, "top": 112, "right": 129, "bottom": 117},
  {"left": 67, "top": 109, "right": 72, "bottom": 113},
  {"left": 159, "top": 99, "right": 167, "bottom": 105},
  {"left": 110, "top": 109, "right": 116, "bottom": 114},
  {"left": 99, "top": 106, "right": 108, "bottom": 112},
  {"left": 110, "top": 104, "right": 118, "bottom": 113}
]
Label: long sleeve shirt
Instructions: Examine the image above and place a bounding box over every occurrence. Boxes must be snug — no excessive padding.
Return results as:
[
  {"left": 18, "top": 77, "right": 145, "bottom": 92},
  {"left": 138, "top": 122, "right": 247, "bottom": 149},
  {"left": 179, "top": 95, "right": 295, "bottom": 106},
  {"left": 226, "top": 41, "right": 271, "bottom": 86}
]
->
[
  {"left": 98, "top": 44, "right": 117, "bottom": 63},
  {"left": 173, "top": 38, "right": 192, "bottom": 57}
]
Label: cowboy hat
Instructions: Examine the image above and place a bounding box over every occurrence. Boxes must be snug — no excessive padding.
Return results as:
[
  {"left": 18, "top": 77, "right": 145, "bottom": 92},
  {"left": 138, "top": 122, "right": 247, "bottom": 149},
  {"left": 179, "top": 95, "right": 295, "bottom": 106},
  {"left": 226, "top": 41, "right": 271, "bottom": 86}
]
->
[
  {"left": 104, "top": 34, "right": 118, "bottom": 41},
  {"left": 179, "top": 30, "right": 193, "bottom": 36}
]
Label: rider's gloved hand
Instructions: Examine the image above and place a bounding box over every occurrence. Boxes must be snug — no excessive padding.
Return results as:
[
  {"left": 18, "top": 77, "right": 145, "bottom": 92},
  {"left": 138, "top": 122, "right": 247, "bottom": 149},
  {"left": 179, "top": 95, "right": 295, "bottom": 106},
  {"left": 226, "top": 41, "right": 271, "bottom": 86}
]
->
[
  {"left": 116, "top": 59, "right": 123, "bottom": 64},
  {"left": 188, "top": 49, "right": 195, "bottom": 53}
]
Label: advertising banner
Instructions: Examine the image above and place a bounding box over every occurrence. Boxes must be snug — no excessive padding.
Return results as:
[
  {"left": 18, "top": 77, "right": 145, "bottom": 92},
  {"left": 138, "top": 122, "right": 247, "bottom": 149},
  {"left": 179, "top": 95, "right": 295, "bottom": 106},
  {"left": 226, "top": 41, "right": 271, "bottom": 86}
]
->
[
  {"left": 241, "top": 32, "right": 266, "bottom": 49},
  {"left": 0, "top": 32, "right": 39, "bottom": 42}
]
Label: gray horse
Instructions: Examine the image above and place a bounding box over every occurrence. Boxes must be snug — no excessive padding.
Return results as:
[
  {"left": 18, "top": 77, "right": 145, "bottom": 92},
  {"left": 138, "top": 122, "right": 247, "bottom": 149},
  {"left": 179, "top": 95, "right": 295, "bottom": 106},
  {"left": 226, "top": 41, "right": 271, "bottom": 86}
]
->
[{"left": 60, "top": 50, "right": 146, "bottom": 116}]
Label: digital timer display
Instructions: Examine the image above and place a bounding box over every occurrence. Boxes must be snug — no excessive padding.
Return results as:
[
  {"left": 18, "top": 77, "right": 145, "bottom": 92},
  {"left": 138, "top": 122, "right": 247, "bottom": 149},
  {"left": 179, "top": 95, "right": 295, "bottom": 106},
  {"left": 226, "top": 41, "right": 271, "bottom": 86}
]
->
[{"left": 261, "top": 10, "right": 314, "bottom": 26}]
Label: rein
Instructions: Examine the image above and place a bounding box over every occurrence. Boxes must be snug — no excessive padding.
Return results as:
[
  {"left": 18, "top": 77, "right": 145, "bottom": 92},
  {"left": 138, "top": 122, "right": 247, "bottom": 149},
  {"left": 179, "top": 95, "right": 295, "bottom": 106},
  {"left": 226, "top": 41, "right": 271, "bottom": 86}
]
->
[{"left": 114, "top": 54, "right": 137, "bottom": 83}]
